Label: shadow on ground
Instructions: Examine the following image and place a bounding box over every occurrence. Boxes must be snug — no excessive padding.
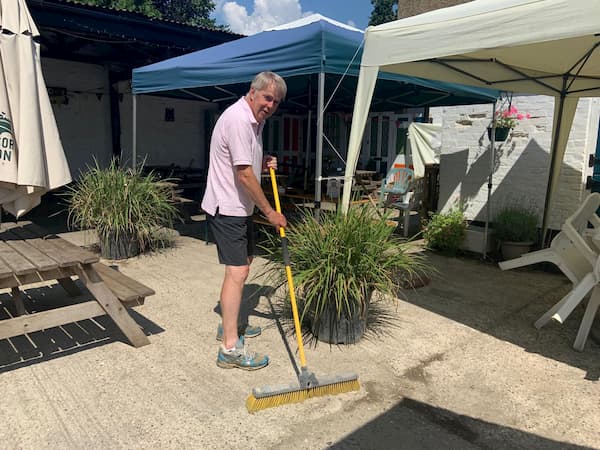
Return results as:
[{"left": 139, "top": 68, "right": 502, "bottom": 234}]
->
[
  {"left": 8, "top": 191, "right": 71, "bottom": 235},
  {"left": 14, "top": 195, "right": 599, "bottom": 381},
  {"left": 331, "top": 395, "right": 590, "bottom": 449},
  {"left": 0, "top": 280, "right": 163, "bottom": 373},
  {"left": 212, "top": 283, "right": 275, "bottom": 327},
  {"left": 402, "top": 252, "right": 600, "bottom": 381}
]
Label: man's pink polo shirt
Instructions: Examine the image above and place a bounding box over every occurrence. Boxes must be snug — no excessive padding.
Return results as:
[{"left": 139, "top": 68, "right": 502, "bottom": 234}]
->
[{"left": 201, "top": 97, "right": 264, "bottom": 217}]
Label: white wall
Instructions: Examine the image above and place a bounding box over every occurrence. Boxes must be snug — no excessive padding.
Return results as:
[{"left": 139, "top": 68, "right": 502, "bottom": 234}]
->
[
  {"left": 430, "top": 95, "right": 600, "bottom": 230},
  {"left": 41, "top": 58, "right": 113, "bottom": 177},
  {"left": 120, "top": 91, "right": 218, "bottom": 170},
  {"left": 42, "top": 58, "right": 220, "bottom": 179}
]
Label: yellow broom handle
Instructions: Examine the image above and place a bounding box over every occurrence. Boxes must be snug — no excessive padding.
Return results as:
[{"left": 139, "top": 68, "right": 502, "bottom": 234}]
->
[{"left": 269, "top": 168, "right": 307, "bottom": 368}]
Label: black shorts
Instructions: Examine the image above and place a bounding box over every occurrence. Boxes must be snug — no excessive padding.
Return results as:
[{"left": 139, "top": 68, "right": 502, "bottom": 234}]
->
[{"left": 207, "top": 211, "right": 255, "bottom": 266}]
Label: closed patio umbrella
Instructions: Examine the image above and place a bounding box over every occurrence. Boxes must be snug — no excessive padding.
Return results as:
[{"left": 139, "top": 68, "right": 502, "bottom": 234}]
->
[{"left": 0, "top": 0, "right": 71, "bottom": 218}]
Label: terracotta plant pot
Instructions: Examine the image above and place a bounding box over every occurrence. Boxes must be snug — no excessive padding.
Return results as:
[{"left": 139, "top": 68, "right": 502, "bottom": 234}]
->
[{"left": 501, "top": 240, "right": 534, "bottom": 260}]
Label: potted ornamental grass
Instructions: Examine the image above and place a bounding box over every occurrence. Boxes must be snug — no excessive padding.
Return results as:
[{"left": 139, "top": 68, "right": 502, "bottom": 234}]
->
[
  {"left": 65, "top": 159, "right": 180, "bottom": 259},
  {"left": 494, "top": 205, "right": 539, "bottom": 260},
  {"left": 258, "top": 204, "right": 428, "bottom": 344}
]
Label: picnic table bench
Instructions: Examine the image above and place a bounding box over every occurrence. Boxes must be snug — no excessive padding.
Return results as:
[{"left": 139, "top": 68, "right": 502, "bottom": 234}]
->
[{"left": 0, "top": 222, "right": 153, "bottom": 347}]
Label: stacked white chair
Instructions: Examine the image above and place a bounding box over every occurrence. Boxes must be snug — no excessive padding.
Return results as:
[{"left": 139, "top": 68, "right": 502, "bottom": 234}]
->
[{"left": 499, "top": 193, "right": 600, "bottom": 351}]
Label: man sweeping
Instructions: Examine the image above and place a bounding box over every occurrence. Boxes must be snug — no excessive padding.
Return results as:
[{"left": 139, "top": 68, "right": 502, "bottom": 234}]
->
[{"left": 201, "top": 71, "right": 287, "bottom": 370}]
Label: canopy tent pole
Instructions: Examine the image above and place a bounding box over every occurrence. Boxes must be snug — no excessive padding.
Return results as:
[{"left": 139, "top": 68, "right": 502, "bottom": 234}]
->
[
  {"left": 341, "top": 66, "right": 380, "bottom": 214},
  {"left": 132, "top": 94, "right": 137, "bottom": 168},
  {"left": 542, "top": 88, "right": 566, "bottom": 245},
  {"left": 314, "top": 71, "right": 325, "bottom": 220},
  {"left": 483, "top": 100, "right": 497, "bottom": 260},
  {"left": 304, "top": 109, "right": 312, "bottom": 191},
  {"left": 304, "top": 79, "right": 313, "bottom": 192}
]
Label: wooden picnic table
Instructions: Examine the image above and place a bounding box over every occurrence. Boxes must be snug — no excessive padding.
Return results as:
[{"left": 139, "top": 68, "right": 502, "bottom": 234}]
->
[
  {"left": 0, "top": 222, "right": 151, "bottom": 347},
  {"left": 353, "top": 170, "right": 381, "bottom": 198}
]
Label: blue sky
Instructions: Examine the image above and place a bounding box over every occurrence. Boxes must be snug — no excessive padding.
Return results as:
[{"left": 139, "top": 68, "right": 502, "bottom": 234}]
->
[{"left": 211, "top": 0, "right": 374, "bottom": 35}]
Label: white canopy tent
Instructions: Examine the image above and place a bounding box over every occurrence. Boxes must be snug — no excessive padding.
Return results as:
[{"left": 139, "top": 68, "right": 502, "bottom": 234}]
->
[
  {"left": 341, "top": 0, "right": 600, "bottom": 237},
  {"left": 406, "top": 122, "right": 441, "bottom": 179}
]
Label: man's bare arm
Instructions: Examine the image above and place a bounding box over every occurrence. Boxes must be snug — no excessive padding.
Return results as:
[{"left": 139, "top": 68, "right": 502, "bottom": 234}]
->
[{"left": 236, "top": 165, "right": 286, "bottom": 227}]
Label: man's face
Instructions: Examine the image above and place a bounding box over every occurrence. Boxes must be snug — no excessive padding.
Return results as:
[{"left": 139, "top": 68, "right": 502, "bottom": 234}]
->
[{"left": 247, "top": 82, "right": 282, "bottom": 122}]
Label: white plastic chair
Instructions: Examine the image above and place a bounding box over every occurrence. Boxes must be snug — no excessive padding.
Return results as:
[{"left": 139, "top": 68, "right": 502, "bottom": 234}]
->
[
  {"left": 378, "top": 167, "right": 414, "bottom": 210},
  {"left": 536, "top": 254, "right": 600, "bottom": 351},
  {"left": 546, "top": 193, "right": 600, "bottom": 312},
  {"left": 562, "top": 192, "right": 600, "bottom": 262},
  {"left": 387, "top": 177, "right": 425, "bottom": 237},
  {"left": 326, "top": 178, "right": 341, "bottom": 200},
  {"left": 500, "top": 192, "right": 600, "bottom": 350},
  {"left": 498, "top": 231, "right": 592, "bottom": 285},
  {"left": 543, "top": 193, "right": 600, "bottom": 350}
]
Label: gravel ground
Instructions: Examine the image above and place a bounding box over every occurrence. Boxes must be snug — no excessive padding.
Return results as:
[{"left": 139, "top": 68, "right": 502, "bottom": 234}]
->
[{"left": 0, "top": 222, "right": 598, "bottom": 449}]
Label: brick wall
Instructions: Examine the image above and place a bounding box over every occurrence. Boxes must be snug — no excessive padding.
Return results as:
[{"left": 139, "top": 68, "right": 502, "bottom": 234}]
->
[
  {"left": 397, "top": 0, "right": 472, "bottom": 18},
  {"left": 430, "top": 96, "right": 600, "bottom": 230}
]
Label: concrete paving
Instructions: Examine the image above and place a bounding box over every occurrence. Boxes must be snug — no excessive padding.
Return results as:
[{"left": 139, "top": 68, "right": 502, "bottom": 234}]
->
[{"left": 0, "top": 219, "right": 598, "bottom": 449}]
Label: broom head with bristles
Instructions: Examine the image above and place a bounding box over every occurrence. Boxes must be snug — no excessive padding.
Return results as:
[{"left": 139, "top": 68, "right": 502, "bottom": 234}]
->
[{"left": 246, "top": 371, "right": 360, "bottom": 413}]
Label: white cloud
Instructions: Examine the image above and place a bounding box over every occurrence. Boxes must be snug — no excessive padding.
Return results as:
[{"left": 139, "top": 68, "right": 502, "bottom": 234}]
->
[{"left": 221, "top": 0, "right": 308, "bottom": 35}]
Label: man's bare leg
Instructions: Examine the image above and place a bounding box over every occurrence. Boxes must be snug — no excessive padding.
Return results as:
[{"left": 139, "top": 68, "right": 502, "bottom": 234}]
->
[{"left": 220, "top": 264, "right": 250, "bottom": 349}]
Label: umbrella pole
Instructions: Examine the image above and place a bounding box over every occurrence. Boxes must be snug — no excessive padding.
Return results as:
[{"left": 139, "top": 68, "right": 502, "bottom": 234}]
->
[{"left": 483, "top": 101, "right": 497, "bottom": 260}]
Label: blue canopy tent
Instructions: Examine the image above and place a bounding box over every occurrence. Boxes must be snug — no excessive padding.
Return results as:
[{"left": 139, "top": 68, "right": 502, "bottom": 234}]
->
[{"left": 132, "top": 14, "right": 497, "bottom": 207}]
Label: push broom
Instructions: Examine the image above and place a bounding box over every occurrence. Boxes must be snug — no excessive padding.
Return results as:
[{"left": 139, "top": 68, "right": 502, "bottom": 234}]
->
[{"left": 246, "top": 168, "right": 360, "bottom": 413}]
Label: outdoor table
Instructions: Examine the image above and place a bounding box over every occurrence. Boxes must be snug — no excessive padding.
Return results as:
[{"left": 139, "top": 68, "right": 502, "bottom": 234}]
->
[
  {"left": 354, "top": 170, "right": 380, "bottom": 197},
  {"left": 0, "top": 222, "right": 149, "bottom": 347}
]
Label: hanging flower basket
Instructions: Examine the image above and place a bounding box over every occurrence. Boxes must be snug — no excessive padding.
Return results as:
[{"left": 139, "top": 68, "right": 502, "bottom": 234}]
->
[
  {"left": 487, "top": 126, "right": 511, "bottom": 142},
  {"left": 489, "top": 105, "right": 531, "bottom": 142}
]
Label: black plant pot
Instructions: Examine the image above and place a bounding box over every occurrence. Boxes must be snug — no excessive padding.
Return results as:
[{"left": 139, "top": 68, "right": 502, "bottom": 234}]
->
[
  {"left": 310, "top": 295, "right": 371, "bottom": 344},
  {"left": 487, "top": 126, "right": 511, "bottom": 142},
  {"left": 100, "top": 230, "right": 140, "bottom": 260}
]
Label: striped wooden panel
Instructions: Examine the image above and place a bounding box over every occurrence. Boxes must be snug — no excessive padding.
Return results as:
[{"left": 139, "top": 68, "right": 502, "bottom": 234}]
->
[
  {"left": 3, "top": 232, "right": 59, "bottom": 271},
  {"left": 92, "top": 263, "right": 155, "bottom": 301},
  {"left": 0, "top": 241, "right": 37, "bottom": 275}
]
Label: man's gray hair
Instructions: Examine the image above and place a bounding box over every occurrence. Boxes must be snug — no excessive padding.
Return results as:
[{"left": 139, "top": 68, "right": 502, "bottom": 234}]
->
[{"left": 250, "top": 72, "right": 287, "bottom": 100}]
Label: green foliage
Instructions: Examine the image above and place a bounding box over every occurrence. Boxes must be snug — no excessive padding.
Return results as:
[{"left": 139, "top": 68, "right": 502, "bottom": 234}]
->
[
  {"left": 65, "top": 159, "right": 179, "bottom": 253},
  {"left": 494, "top": 206, "right": 538, "bottom": 243},
  {"left": 369, "top": 0, "right": 398, "bottom": 26},
  {"left": 259, "top": 205, "right": 428, "bottom": 325},
  {"left": 153, "top": 0, "right": 218, "bottom": 27},
  {"left": 71, "top": 0, "right": 218, "bottom": 27},
  {"left": 423, "top": 207, "right": 467, "bottom": 254}
]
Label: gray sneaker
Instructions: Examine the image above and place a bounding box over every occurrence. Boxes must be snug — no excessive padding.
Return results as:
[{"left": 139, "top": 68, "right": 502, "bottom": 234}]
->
[
  {"left": 216, "top": 337, "right": 269, "bottom": 370},
  {"left": 216, "top": 323, "right": 261, "bottom": 341}
]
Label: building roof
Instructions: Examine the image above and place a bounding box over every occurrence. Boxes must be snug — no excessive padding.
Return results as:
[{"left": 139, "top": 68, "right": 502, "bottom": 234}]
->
[{"left": 27, "top": 0, "right": 243, "bottom": 79}]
